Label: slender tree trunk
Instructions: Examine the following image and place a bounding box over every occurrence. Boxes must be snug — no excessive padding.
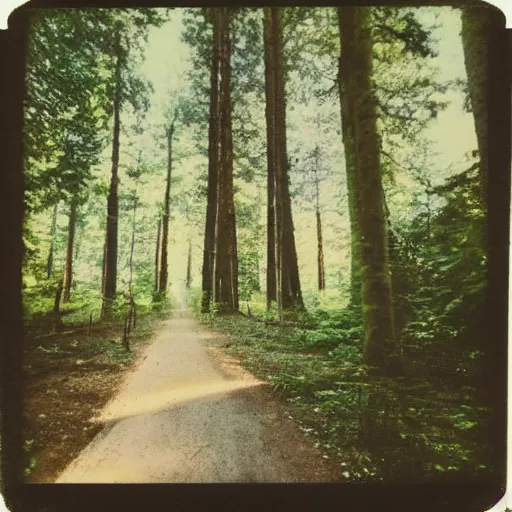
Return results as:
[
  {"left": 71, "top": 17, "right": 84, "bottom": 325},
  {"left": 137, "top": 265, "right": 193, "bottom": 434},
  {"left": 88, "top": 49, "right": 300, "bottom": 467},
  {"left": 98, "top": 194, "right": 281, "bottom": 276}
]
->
[
  {"left": 63, "top": 197, "right": 77, "bottom": 303},
  {"left": 74, "top": 222, "right": 82, "bottom": 264},
  {"left": 339, "top": 7, "right": 399, "bottom": 375},
  {"left": 186, "top": 239, "right": 192, "bottom": 289},
  {"left": 270, "top": 7, "right": 303, "bottom": 312},
  {"left": 338, "top": 7, "right": 362, "bottom": 310},
  {"left": 159, "top": 123, "right": 174, "bottom": 295},
  {"left": 103, "top": 32, "right": 122, "bottom": 318},
  {"left": 101, "top": 229, "right": 107, "bottom": 296},
  {"left": 53, "top": 278, "right": 63, "bottom": 331},
  {"left": 264, "top": 8, "right": 277, "bottom": 310},
  {"left": 202, "top": 9, "right": 221, "bottom": 313},
  {"left": 214, "top": 7, "right": 238, "bottom": 313},
  {"left": 154, "top": 217, "right": 161, "bottom": 295},
  {"left": 314, "top": 164, "right": 325, "bottom": 291},
  {"left": 316, "top": 209, "right": 325, "bottom": 291},
  {"left": 461, "top": 6, "right": 490, "bottom": 206},
  {"left": 46, "top": 202, "right": 58, "bottom": 280},
  {"left": 128, "top": 193, "right": 137, "bottom": 295}
]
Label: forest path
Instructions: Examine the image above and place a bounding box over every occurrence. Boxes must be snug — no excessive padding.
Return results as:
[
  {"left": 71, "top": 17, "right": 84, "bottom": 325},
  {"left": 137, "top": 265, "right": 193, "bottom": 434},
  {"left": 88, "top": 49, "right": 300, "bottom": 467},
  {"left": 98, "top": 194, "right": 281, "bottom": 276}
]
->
[{"left": 56, "top": 309, "right": 339, "bottom": 483}]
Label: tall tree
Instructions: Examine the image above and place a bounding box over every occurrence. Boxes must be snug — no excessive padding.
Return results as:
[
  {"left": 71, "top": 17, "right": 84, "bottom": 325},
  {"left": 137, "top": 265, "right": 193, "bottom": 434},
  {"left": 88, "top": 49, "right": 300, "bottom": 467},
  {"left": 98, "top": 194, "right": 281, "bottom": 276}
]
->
[
  {"left": 214, "top": 7, "right": 239, "bottom": 313},
  {"left": 62, "top": 197, "right": 78, "bottom": 303},
  {"left": 460, "top": 5, "right": 490, "bottom": 206},
  {"left": 201, "top": 8, "right": 221, "bottom": 313},
  {"left": 263, "top": 8, "right": 277, "bottom": 309},
  {"left": 103, "top": 27, "right": 123, "bottom": 316},
  {"left": 313, "top": 148, "right": 326, "bottom": 291},
  {"left": 264, "top": 7, "right": 303, "bottom": 313},
  {"left": 338, "top": 7, "right": 399, "bottom": 375},
  {"left": 336, "top": 8, "right": 362, "bottom": 310},
  {"left": 158, "top": 120, "right": 176, "bottom": 295}
]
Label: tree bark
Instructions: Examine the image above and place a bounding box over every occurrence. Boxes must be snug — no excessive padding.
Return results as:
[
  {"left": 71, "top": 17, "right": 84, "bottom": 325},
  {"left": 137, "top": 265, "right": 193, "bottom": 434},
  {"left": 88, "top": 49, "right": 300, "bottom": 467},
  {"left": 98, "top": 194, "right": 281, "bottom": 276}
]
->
[
  {"left": 461, "top": 6, "right": 490, "bottom": 206},
  {"left": 62, "top": 197, "right": 77, "bottom": 303},
  {"left": 101, "top": 229, "right": 107, "bottom": 296},
  {"left": 186, "top": 239, "right": 192, "bottom": 289},
  {"left": 159, "top": 122, "right": 174, "bottom": 295},
  {"left": 339, "top": 7, "right": 399, "bottom": 375},
  {"left": 128, "top": 193, "right": 137, "bottom": 296},
  {"left": 214, "top": 7, "right": 238, "bottom": 313},
  {"left": 338, "top": 7, "right": 362, "bottom": 310},
  {"left": 314, "top": 162, "right": 325, "bottom": 291},
  {"left": 53, "top": 278, "right": 63, "bottom": 331},
  {"left": 202, "top": 8, "right": 221, "bottom": 313},
  {"left": 263, "top": 8, "right": 277, "bottom": 310},
  {"left": 269, "top": 7, "right": 303, "bottom": 312},
  {"left": 103, "top": 31, "right": 122, "bottom": 317},
  {"left": 46, "top": 202, "right": 58, "bottom": 280},
  {"left": 154, "top": 217, "right": 161, "bottom": 294}
]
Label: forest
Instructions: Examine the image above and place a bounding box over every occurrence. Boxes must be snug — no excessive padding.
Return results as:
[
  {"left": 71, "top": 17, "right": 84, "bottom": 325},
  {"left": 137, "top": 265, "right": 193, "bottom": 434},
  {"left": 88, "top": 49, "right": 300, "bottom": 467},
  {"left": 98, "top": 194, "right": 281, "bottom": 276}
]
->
[{"left": 21, "top": 5, "right": 498, "bottom": 483}]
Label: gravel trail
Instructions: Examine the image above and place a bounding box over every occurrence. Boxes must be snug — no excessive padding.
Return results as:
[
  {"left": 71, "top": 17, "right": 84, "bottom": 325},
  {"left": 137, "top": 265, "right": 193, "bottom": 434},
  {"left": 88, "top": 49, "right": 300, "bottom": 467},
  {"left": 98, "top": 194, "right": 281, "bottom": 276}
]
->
[{"left": 56, "top": 309, "right": 339, "bottom": 483}]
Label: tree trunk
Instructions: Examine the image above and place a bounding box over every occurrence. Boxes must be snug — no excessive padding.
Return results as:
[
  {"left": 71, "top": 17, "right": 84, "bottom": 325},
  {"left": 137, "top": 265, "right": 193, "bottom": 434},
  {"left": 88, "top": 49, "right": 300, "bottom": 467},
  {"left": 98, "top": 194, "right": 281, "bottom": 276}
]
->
[
  {"left": 46, "top": 202, "right": 58, "bottom": 280},
  {"left": 338, "top": 7, "right": 362, "bottom": 310},
  {"left": 315, "top": 190, "right": 325, "bottom": 292},
  {"left": 214, "top": 7, "right": 238, "bottom": 313},
  {"left": 74, "top": 222, "right": 82, "bottom": 264},
  {"left": 62, "top": 197, "right": 77, "bottom": 303},
  {"left": 103, "top": 32, "right": 122, "bottom": 318},
  {"left": 202, "top": 8, "right": 221, "bottom": 313},
  {"left": 128, "top": 193, "right": 137, "bottom": 295},
  {"left": 101, "top": 229, "right": 107, "bottom": 296},
  {"left": 269, "top": 7, "right": 303, "bottom": 312},
  {"left": 264, "top": 8, "right": 277, "bottom": 310},
  {"left": 159, "top": 123, "right": 174, "bottom": 295},
  {"left": 53, "top": 278, "right": 63, "bottom": 331},
  {"left": 461, "top": 6, "right": 490, "bottom": 205},
  {"left": 154, "top": 217, "right": 161, "bottom": 295},
  {"left": 186, "top": 239, "right": 192, "bottom": 289},
  {"left": 339, "top": 7, "right": 399, "bottom": 376}
]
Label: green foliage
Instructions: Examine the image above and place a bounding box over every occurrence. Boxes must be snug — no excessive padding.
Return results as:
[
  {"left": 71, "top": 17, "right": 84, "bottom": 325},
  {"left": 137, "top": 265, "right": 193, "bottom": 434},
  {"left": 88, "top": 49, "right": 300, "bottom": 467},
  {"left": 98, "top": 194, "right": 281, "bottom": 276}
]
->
[{"left": 393, "top": 161, "right": 485, "bottom": 358}]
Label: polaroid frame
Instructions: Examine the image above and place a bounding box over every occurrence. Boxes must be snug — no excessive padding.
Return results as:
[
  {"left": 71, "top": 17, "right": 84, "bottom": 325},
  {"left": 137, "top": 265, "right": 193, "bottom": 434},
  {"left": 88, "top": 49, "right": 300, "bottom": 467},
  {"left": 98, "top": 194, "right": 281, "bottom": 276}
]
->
[{"left": 0, "top": 0, "right": 509, "bottom": 510}]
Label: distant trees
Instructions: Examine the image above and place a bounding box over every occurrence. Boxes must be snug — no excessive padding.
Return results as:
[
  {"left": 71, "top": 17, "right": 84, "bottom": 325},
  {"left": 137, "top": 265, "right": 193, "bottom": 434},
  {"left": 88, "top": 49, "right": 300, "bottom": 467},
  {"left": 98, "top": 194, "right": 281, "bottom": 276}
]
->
[{"left": 101, "top": 11, "right": 164, "bottom": 317}]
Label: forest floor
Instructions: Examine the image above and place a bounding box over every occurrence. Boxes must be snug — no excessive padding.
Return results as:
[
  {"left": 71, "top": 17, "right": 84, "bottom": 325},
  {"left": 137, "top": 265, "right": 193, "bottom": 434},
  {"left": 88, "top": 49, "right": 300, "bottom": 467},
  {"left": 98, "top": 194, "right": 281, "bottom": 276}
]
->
[
  {"left": 22, "top": 306, "right": 167, "bottom": 482},
  {"left": 51, "top": 308, "right": 340, "bottom": 483}
]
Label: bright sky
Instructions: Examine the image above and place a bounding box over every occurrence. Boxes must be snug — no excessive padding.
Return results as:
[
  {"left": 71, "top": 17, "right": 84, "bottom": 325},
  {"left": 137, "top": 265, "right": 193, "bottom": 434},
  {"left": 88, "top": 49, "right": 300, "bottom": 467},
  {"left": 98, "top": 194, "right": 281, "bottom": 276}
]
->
[
  {"left": 419, "top": 7, "right": 478, "bottom": 175},
  {"left": 140, "top": 10, "right": 191, "bottom": 129}
]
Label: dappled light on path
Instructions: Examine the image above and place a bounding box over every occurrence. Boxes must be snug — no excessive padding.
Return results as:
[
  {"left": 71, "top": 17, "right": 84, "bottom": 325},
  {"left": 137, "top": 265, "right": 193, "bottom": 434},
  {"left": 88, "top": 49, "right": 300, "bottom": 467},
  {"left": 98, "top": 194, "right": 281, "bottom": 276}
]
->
[{"left": 94, "top": 379, "right": 265, "bottom": 423}]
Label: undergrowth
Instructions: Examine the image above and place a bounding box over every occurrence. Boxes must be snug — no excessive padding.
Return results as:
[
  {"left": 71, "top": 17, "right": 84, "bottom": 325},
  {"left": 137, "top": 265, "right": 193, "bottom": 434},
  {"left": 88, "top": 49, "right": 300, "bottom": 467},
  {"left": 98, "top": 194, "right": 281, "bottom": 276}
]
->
[{"left": 190, "top": 289, "right": 492, "bottom": 483}]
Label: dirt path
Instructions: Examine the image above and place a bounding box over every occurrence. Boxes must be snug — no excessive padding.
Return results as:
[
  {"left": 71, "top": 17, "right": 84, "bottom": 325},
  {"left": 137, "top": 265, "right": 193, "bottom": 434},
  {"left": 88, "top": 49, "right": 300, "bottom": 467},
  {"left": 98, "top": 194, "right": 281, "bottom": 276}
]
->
[{"left": 56, "top": 309, "right": 340, "bottom": 483}]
